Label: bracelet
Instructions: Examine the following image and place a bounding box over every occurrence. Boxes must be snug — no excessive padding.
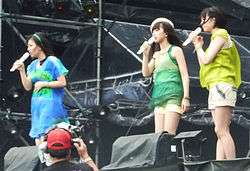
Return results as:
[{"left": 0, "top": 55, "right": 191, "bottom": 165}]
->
[
  {"left": 183, "top": 97, "right": 191, "bottom": 100},
  {"left": 81, "top": 157, "right": 92, "bottom": 163}
]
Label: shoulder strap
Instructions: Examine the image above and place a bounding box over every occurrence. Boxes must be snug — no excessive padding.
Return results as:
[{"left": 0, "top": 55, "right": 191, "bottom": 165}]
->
[{"left": 167, "top": 45, "right": 178, "bottom": 66}]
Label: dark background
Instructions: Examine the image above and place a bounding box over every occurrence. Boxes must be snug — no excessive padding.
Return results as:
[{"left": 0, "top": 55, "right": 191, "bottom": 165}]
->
[{"left": 1, "top": 0, "right": 250, "bottom": 170}]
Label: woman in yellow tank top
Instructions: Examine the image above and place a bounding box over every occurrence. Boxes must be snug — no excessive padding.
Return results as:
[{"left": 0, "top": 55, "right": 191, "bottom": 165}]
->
[{"left": 192, "top": 6, "right": 241, "bottom": 160}]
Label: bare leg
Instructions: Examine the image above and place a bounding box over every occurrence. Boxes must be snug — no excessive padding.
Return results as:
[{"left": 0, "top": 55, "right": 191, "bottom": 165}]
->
[
  {"left": 154, "top": 111, "right": 164, "bottom": 133},
  {"left": 216, "top": 135, "right": 226, "bottom": 159},
  {"left": 212, "top": 107, "right": 236, "bottom": 160},
  {"left": 211, "top": 110, "right": 225, "bottom": 159},
  {"left": 163, "top": 111, "right": 181, "bottom": 135}
]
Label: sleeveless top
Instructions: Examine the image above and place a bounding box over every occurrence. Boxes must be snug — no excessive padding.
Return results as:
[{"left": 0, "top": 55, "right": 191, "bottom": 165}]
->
[
  {"left": 200, "top": 29, "right": 241, "bottom": 89},
  {"left": 149, "top": 45, "right": 183, "bottom": 109}
]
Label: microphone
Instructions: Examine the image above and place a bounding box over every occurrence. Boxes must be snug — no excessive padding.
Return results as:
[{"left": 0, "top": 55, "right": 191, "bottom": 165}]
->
[
  {"left": 10, "top": 52, "right": 30, "bottom": 72},
  {"left": 182, "top": 27, "right": 202, "bottom": 46},
  {"left": 137, "top": 37, "right": 155, "bottom": 54}
]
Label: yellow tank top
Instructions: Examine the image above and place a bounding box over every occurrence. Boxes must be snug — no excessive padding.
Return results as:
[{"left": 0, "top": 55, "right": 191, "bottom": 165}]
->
[{"left": 199, "top": 29, "right": 241, "bottom": 89}]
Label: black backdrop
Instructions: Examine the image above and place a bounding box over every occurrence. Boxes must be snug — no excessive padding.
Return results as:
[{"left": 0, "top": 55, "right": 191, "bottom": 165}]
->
[{"left": 1, "top": 2, "right": 250, "bottom": 170}]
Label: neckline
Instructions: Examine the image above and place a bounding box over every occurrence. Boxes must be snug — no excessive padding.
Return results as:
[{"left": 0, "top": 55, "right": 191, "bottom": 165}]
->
[
  {"left": 159, "top": 44, "right": 172, "bottom": 54},
  {"left": 39, "top": 57, "right": 47, "bottom": 66}
]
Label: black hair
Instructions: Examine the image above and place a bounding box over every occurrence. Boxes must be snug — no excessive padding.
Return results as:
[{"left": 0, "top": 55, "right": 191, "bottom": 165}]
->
[
  {"left": 200, "top": 6, "right": 227, "bottom": 29},
  {"left": 27, "top": 32, "right": 54, "bottom": 56},
  {"left": 47, "top": 147, "right": 71, "bottom": 159},
  {"left": 148, "top": 22, "right": 182, "bottom": 60}
]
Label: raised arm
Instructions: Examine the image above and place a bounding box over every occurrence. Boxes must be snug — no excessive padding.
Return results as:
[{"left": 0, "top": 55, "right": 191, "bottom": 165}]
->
[
  {"left": 15, "top": 61, "right": 33, "bottom": 91},
  {"left": 193, "top": 35, "right": 226, "bottom": 65},
  {"left": 141, "top": 42, "right": 155, "bottom": 77},
  {"left": 74, "top": 138, "right": 99, "bottom": 171}
]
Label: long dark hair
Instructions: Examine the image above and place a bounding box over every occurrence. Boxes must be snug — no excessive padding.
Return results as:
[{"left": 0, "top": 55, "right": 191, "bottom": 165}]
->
[
  {"left": 148, "top": 22, "right": 182, "bottom": 60},
  {"left": 200, "top": 6, "right": 227, "bottom": 29},
  {"left": 27, "top": 32, "right": 54, "bottom": 56}
]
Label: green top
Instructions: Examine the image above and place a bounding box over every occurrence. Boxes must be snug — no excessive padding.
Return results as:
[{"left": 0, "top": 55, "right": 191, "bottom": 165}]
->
[
  {"left": 149, "top": 45, "right": 183, "bottom": 109},
  {"left": 200, "top": 29, "right": 241, "bottom": 89}
]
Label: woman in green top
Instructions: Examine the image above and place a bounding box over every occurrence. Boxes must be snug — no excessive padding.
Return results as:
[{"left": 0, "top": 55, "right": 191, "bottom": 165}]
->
[
  {"left": 141, "top": 18, "right": 190, "bottom": 135},
  {"left": 192, "top": 6, "right": 241, "bottom": 160}
]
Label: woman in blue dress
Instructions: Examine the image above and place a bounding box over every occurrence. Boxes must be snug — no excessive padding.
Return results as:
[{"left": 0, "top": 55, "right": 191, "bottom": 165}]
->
[{"left": 13, "top": 32, "right": 69, "bottom": 145}]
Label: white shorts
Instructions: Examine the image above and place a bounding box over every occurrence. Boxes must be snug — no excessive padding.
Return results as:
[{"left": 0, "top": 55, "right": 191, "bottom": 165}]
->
[{"left": 208, "top": 83, "right": 237, "bottom": 110}]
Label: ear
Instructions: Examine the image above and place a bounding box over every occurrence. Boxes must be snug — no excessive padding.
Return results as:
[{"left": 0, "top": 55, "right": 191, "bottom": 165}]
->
[
  {"left": 37, "top": 46, "right": 42, "bottom": 51},
  {"left": 211, "top": 17, "right": 216, "bottom": 22}
]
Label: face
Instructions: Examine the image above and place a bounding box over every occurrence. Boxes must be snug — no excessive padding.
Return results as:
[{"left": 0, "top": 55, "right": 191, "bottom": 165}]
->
[
  {"left": 152, "top": 25, "right": 167, "bottom": 43},
  {"left": 200, "top": 15, "right": 215, "bottom": 32},
  {"left": 27, "top": 39, "right": 42, "bottom": 58}
]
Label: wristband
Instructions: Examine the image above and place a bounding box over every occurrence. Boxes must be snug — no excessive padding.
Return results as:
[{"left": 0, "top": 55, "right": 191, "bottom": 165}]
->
[
  {"left": 183, "top": 97, "right": 191, "bottom": 100},
  {"left": 81, "top": 157, "right": 92, "bottom": 163}
]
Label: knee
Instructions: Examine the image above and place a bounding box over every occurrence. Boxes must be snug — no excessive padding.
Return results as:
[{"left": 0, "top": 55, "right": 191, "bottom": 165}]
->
[{"left": 214, "top": 127, "right": 229, "bottom": 139}]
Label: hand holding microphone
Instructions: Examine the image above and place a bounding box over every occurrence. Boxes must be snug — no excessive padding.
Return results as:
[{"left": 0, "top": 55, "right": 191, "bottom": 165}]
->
[
  {"left": 10, "top": 52, "right": 30, "bottom": 72},
  {"left": 182, "top": 27, "right": 202, "bottom": 46},
  {"left": 137, "top": 37, "right": 155, "bottom": 54}
]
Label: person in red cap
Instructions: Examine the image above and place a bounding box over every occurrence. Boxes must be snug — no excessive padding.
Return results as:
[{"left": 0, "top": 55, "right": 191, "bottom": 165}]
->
[{"left": 43, "top": 128, "right": 99, "bottom": 171}]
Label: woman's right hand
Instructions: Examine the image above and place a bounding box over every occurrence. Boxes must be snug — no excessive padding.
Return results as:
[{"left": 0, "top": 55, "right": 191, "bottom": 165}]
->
[
  {"left": 73, "top": 138, "right": 89, "bottom": 159},
  {"left": 13, "top": 60, "right": 25, "bottom": 72},
  {"left": 140, "top": 41, "right": 151, "bottom": 56},
  {"left": 192, "top": 36, "right": 204, "bottom": 49},
  {"left": 181, "top": 98, "right": 190, "bottom": 113}
]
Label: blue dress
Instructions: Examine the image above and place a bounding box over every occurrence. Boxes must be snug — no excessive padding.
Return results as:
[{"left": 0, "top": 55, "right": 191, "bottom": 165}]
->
[{"left": 27, "top": 56, "right": 69, "bottom": 138}]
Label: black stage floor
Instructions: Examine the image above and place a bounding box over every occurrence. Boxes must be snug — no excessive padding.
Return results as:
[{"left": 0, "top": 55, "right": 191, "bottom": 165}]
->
[{"left": 101, "top": 158, "right": 250, "bottom": 171}]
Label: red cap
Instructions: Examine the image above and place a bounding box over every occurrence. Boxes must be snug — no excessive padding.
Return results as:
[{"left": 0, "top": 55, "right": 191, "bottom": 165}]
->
[{"left": 47, "top": 128, "right": 72, "bottom": 150}]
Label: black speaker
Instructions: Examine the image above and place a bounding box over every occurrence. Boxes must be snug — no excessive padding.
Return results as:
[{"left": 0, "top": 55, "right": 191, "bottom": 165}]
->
[
  {"left": 183, "top": 158, "right": 250, "bottom": 171},
  {"left": 102, "top": 132, "right": 177, "bottom": 170},
  {"left": 4, "top": 146, "right": 40, "bottom": 171}
]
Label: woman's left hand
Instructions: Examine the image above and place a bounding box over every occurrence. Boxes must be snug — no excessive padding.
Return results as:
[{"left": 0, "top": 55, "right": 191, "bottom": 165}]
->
[
  {"left": 34, "top": 81, "right": 48, "bottom": 92},
  {"left": 181, "top": 97, "right": 190, "bottom": 113}
]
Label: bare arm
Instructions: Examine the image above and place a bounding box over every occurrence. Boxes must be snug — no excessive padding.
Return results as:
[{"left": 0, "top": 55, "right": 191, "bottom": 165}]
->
[
  {"left": 173, "top": 47, "right": 190, "bottom": 112},
  {"left": 194, "top": 36, "right": 226, "bottom": 65},
  {"left": 47, "top": 75, "right": 67, "bottom": 88},
  {"left": 141, "top": 42, "right": 154, "bottom": 77},
  {"left": 33, "top": 75, "right": 67, "bottom": 92},
  {"left": 16, "top": 62, "right": 33, "bottom": 91},
  {"left": 74, "top": 138, "right": 99, "bottom": 171}
]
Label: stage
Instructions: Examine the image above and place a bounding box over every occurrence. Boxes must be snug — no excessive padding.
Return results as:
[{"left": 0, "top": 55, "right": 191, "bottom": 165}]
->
[
  {"left": 1, "top": 1, "right": 250, "bottom": 171},
  {"left": 3, "top": 145, "right": 250, "bottom": 171},
  {"left": 101, "top": 158, "right": 250, "bottom": 171}
]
